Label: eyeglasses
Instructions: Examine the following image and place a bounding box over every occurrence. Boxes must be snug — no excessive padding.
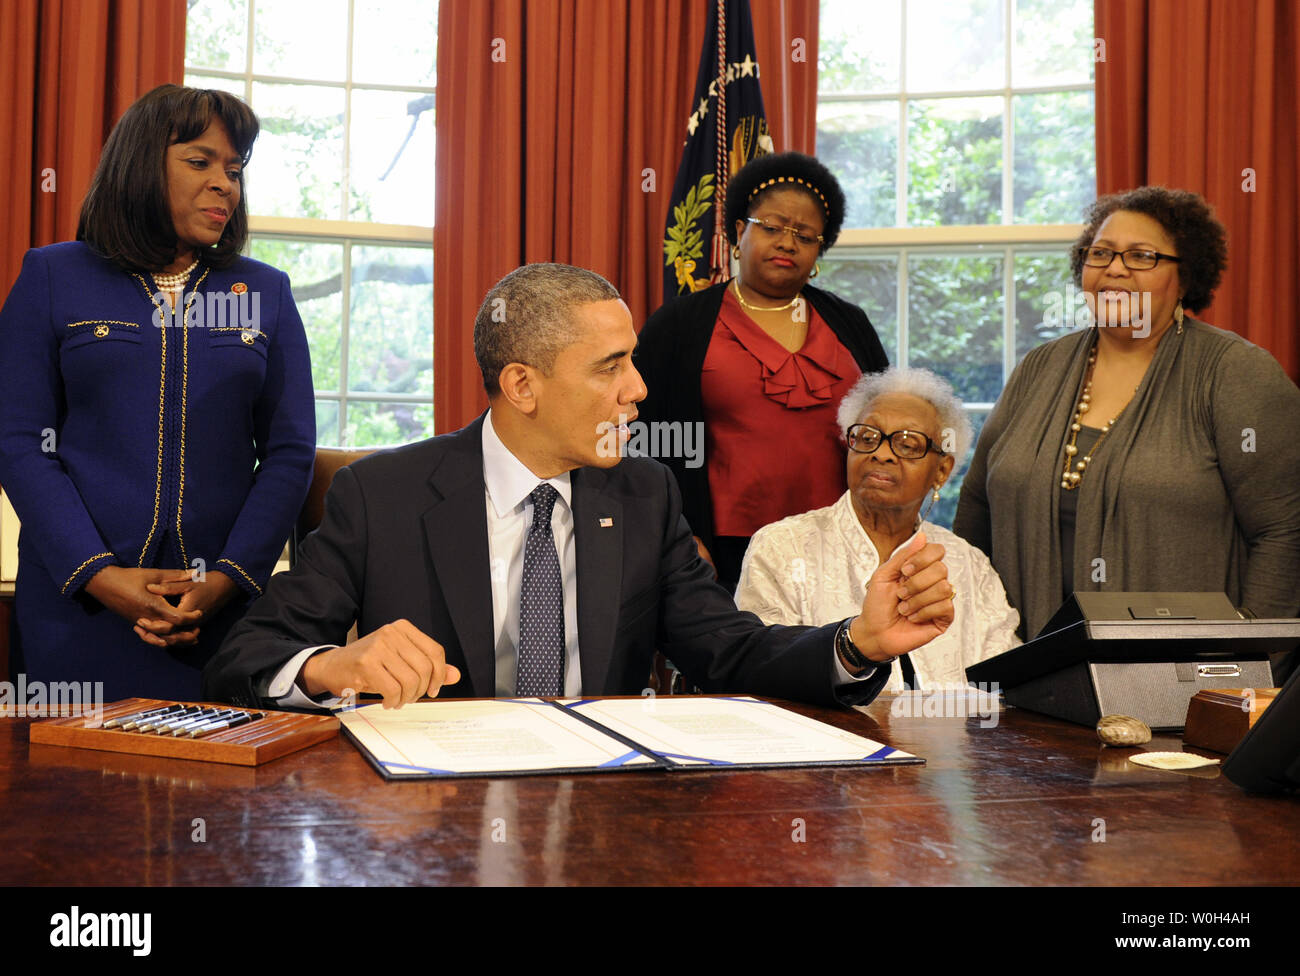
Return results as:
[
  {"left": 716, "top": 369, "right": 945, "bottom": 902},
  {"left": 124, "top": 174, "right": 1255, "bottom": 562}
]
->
[
  {"left": 846, "top": 424, "right": 945, "bottom": 459},
  {"left": 1080, "top": 246, "right": 1181, "bottom": 271},
  {"left": 744, "top": 217, "right": 824, "bottom": 248}
]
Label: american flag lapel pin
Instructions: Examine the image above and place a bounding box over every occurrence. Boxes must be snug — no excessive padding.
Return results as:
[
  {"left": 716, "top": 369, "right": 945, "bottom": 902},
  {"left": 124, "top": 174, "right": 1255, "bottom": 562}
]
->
[{"left": 599, "top": 517, "right": 614, "bottom": 528}]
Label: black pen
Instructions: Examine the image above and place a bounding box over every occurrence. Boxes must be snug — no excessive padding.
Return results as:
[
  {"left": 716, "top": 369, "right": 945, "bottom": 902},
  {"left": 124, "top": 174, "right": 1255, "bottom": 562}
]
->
[
  {"left": 104, "top": 706, "right": 182, "bottom": 727},
  {"left": 169, "top": 709, "right": 243, "bottom": 736},
  {"left": 189, "top": 713, "right": 258, "bottom": 737},
  {"left": 111, "top": 704, "right": 185, "bottom": 730},
  {"left": 136, "top": 706, "right": 204, "bottom": 733},
  {"left": 154, "top": 708, "right": 227, "bottom": 734},
  {"left": 184, "top": 710, "right": 252, "bottom": 735}
]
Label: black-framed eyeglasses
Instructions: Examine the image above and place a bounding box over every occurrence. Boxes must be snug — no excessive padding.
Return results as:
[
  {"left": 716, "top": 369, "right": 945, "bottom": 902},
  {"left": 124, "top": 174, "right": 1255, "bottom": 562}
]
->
[
  {"left": 744, "top": 217, "right": 824, "bottom": 248},
  {"left": 846, "top": 424, "right": 946, "bottom": 459},
  {"left": 1079, "top": 245, "right": 1181, "bottom": 271}
]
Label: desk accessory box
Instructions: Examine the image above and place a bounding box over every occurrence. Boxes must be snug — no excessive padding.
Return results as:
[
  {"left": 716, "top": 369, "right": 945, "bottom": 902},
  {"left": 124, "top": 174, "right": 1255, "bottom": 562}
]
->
[
  {"left": 1182, "top": 688, "right": 1277, "bottom": 754},
  {"left": 967, "top": 592, "right": 1298, "bottom": 730},
  {"left": 29, "top": 697, "right": 338, "bottom": 766}
]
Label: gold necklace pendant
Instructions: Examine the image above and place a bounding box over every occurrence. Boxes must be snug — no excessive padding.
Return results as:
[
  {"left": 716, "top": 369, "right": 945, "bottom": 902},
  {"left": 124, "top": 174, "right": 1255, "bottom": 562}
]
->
[{"left": 731, "top": 279, "right": 801, "bottom": 314}]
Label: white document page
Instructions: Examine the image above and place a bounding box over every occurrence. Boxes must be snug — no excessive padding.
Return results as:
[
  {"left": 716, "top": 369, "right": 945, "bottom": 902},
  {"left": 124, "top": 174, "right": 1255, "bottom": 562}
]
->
[
  {"left": 338, "top": 699, "right": 658, "bottom": 776},
  {"left": 564, "top": 696, "right": 915, "bottom": 766}
]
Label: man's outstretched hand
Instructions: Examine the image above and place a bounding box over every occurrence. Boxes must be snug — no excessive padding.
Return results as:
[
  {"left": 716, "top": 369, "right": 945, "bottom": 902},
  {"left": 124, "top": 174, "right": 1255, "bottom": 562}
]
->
[{"left": 849, "top": 533, "right": 955, "bottom": 664}]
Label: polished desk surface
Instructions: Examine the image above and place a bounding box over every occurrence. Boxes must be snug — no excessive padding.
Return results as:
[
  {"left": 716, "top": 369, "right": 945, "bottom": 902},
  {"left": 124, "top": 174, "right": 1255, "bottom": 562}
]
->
[{"left": 2, "top": 696, "right": 1296, "bottom": 885}]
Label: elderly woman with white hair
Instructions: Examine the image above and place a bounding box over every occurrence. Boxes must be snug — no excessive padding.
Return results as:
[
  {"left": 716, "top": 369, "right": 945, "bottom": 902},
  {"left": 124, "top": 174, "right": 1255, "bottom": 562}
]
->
[{"left": 734, "top": 367, "right": 1020, "bottom": 690}]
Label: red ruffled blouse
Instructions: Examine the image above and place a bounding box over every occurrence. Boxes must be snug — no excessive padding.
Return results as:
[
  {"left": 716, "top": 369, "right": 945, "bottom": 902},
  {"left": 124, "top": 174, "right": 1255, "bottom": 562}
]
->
[{"left": 701, "top": 287, "right": 861, "bottom": 537}]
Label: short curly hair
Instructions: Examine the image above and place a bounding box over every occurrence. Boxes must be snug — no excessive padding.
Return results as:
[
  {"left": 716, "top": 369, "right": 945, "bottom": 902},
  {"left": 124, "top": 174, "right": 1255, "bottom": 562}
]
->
[
  {"left": 725, "top": 152, "right": 846, "bottom": 254},
  {"left": 1070, "top": 186, "right": 1228, "bottom": 313},
  {"left": 837, "top": 367, "right": 973, "bottom": 464}
]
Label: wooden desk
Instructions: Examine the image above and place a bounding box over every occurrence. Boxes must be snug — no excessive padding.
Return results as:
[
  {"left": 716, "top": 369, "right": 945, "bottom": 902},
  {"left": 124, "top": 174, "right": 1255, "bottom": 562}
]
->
[{"left": 1, "top": 697, "right": 1296, "bottom": 885}]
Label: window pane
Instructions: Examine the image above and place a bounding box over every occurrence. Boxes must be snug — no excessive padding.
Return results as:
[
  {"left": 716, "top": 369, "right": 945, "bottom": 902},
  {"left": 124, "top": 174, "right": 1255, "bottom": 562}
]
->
[
  {"left": 1013, "top": 90, "right": 1095, "bottom": 224},
  {"left": 818, "top": 0, "right": 900, "bottom": 94},
  {"left": 929, "top": 408, "right": 987, "bottom": 529},
  {"left": 253, "top": 0, "right": 348, "bottom": 80},
  {"left": 1013, "top": 0, "right": 1095, "bottom": 87},
  {"left": 1014, "top": 251, "right": 1079, "bottom": 361},
  {"left": 348, "top": 245, "right": 433, "bottom": 396},
  {"left": 186, "top": 0, "right": 248, "bottom": 72},
  {"left": 249, "top": 82, "right": 345, "bottom": 219},
  {"left": 353, "top": 0, "right": 437, "bottom": 86},
  {"left": 906, "top": 0, "right": 1004, "bottom": 91},
  {"left": 907, "top": 97, "right": 1003, "bottom": 226},
  {"left": 247, "top": 238, "right": 345, "bottom": 394},
  {"left": 349, "top": 90, "right": 435, "bottom": 225},
  {"left": 345, "top": 401, "right": 434, "bottom": 447},
  {"left": 184, "top": 72, "right": 246, "bottom": 98},
  {"left": 315, "top": 399, "right": 341, "bottom": 447},
  {"left": 817, "top": 101, "right": 897, "bottom": 228},
  {"left": 815, "top": 255, "right": 899, "bottom": 366},
  {"left": 907, "top": 254, "right": 1004, "bottom": 403}
]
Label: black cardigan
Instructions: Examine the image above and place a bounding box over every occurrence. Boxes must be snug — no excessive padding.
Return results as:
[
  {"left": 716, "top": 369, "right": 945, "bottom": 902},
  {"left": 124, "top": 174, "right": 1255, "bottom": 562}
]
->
[{"left": 633, "top": 281, "right": 889, "bottom": 551}]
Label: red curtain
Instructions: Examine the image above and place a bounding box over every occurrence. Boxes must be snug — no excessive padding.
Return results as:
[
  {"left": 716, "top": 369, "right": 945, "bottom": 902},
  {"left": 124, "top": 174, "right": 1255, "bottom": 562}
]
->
[
  {"left": 0, "top": 0, "right": 186, "bottom": 294},
  {"left": 1095, "top": 0, "right": 1300, "bottom": 379},
  {"left": 433, "top": 0, "right": 819, "bottom": 433},
  {"left": 753, "top": 0, "right": 819, "bottom": 155}
]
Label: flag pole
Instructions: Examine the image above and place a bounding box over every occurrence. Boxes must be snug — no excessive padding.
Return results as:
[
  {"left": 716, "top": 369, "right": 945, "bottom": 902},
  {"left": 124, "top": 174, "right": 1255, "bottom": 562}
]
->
[{"left": 709, "top": 0, "right": 732, "bottom": 284}]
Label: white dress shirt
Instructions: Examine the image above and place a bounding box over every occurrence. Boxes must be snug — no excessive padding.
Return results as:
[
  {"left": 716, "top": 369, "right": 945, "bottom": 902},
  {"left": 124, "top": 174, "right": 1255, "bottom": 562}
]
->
[
  {"left": 481, "top": 411, "right": 583, "bottom": 696},
  {"left": 735, "top": 492, "right": 1021, "bottom": 692}
]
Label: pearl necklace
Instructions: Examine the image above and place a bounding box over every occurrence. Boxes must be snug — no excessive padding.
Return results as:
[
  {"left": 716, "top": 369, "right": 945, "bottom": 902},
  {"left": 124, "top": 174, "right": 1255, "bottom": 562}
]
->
[
  {"left": 731, "top": 278, "right": 803, "bottom": 314},
  {"left": 153, "top": 258, "right": 200, "bottom": 292},
  {"left": 1060, "top": 347, "right": 1123, "bottom": 491}
]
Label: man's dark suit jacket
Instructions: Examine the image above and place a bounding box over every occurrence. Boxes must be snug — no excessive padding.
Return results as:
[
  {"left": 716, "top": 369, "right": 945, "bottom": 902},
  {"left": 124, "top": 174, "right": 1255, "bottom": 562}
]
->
[{"left": 203, "top": 415, "right": 891, "bottom": 708}]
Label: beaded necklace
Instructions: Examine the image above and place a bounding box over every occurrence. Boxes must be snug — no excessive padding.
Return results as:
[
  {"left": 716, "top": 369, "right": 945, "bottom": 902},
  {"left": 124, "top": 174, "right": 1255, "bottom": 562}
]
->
[{"left": 152, "top": 258, "right": 200, "bottom": 294}]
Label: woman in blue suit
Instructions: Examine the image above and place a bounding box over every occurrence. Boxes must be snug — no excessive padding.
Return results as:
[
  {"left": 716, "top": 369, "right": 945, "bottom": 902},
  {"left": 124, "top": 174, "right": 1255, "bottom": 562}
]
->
[{"left": 0, "top": 85, "right": 316, "bottom": 701}]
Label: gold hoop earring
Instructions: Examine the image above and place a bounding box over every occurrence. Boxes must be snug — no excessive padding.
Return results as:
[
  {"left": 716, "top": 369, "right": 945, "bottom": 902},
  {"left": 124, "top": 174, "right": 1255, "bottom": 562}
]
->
[
  {"left": 732, "top": 245, "right": 741, "bottom": 261},
  {"left": 919, "top": 484, "right": 942, "bottom": 524},
  {"left": 810, "top": 263, "right": 821, "bottom": 278}
]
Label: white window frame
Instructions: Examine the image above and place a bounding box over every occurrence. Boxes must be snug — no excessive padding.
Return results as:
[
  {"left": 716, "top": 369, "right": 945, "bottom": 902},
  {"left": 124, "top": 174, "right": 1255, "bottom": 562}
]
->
[
  {"left": 818, "top": 0, "right": 1094, "bottom": 409},
  {"left": 184, "top": 0, "right": 436, "bottom": 447}
]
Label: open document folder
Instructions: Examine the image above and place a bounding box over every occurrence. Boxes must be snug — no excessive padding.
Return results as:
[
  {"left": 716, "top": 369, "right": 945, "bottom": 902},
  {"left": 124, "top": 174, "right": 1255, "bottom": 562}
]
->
[{"left": 337, "top": 696, "right": 922, "bottom": 780}]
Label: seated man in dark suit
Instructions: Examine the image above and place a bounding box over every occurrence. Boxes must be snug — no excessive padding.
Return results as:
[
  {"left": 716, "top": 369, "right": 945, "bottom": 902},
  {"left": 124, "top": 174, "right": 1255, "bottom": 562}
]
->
[{"left": 203, "top": 264, "right": 955, "bottom": 710}]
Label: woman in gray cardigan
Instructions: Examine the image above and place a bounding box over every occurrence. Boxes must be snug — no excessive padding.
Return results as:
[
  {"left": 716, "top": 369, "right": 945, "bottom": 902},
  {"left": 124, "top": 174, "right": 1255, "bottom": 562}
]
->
[{"left": 954, "top": 187, "right": 1300, "bottom": 641}]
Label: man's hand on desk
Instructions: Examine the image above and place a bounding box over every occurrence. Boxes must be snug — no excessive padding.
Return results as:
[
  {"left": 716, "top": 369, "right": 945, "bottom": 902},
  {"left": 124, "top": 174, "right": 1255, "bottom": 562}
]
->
[
  {"left": 299, "top": 619, "right": 462, "bottom": 708},
  {"left": 848, "top": 533, "right": 955, "bottom": 666}
]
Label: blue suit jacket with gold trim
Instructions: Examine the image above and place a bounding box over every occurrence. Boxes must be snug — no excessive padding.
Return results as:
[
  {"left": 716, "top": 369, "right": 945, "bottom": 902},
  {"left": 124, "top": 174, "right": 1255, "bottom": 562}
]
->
[{"left": 0, "top": 241, "right": 315, "bottom": 599}]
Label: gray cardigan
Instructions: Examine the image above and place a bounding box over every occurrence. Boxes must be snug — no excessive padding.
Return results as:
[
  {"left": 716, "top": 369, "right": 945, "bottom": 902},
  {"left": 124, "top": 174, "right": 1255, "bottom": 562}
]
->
[{"left": 953, "top": 319, "right": 1300, "bottom": 639}]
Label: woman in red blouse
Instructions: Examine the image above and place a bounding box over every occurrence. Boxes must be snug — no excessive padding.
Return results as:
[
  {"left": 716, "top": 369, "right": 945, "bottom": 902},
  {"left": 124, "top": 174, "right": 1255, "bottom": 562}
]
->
[{"left": 636, "top": 153, "right": 888, "bottom": 591}]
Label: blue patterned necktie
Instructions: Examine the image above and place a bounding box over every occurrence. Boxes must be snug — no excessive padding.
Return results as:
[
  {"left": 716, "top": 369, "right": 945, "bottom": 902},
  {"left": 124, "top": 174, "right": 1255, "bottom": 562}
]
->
[{"left": 516, "top": 483, "right": 564, "bottom": 696}]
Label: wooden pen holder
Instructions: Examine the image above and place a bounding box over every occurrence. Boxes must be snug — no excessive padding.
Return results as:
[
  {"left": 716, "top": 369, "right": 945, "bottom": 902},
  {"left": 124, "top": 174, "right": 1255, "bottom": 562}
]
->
[{"left": 29, "top": 697, "right": 338, "bottom": 766}]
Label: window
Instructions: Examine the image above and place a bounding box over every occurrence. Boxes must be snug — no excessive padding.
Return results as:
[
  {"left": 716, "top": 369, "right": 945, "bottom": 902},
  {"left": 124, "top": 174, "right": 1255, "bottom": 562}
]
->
[
  {"left": 816, "top": 0, "right": 1096, "bottom": 525},
  {"left": 184, "top": 0, "right": 436, "bottom": 447}
]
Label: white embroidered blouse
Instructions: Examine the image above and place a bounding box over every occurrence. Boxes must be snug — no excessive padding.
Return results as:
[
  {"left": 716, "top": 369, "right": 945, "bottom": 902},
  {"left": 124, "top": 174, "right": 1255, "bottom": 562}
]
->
[{"left": 735, "top": 492, "right": 1022, "bottom": 692}]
